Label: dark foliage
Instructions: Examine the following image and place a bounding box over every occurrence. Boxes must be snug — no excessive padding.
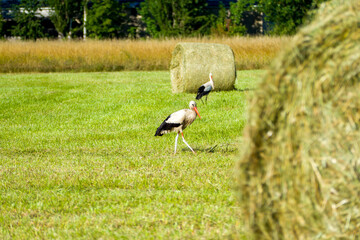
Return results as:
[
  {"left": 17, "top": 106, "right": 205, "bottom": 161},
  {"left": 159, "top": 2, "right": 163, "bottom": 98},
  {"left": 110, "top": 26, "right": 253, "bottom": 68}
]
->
[
  {"left": 139, "top": 0, "right": 212, "bottom": 37},
  {"left": 87, "top": 0, "right": 131, "bottom": 39},
  {"left": 11, "top": 0, "right": 46, "bottom": 40}
]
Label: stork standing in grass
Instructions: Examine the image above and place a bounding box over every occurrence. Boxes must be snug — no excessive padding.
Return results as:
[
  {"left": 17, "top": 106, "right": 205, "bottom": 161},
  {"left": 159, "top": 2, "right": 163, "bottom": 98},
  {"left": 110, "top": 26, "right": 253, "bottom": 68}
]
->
[
  {"left": 155, "top": 101, "right": 201, "bottom": 154},
  {"left": 196, "top": 72, "right": 214, "bottom": 104}
]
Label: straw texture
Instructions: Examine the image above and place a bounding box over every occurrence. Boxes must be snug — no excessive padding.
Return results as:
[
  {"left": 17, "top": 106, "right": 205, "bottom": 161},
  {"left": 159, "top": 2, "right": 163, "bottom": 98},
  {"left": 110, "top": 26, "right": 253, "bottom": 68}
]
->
[
  {"left": 238, "top": 0, "right": 360, "bottom": 239},
  {"left": 170, "top": 42, "right": 236, "bottom": 93}
]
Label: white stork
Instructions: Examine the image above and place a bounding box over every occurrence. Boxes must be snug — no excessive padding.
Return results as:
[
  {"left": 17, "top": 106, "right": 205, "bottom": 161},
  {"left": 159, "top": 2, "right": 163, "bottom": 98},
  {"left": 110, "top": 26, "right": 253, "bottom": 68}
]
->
[
  {"left": 196, "top": 72, "right": 214, "bottom": 103},
  {"left": 155, "top": 101, "right": 201, "bottom": 154}
]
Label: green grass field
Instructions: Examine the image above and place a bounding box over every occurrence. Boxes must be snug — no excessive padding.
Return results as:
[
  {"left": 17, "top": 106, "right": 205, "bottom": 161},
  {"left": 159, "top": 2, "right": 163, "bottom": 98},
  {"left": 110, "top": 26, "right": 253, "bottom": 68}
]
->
[{"left": 0, "top": 70, "right": 263, "bottom": 239}]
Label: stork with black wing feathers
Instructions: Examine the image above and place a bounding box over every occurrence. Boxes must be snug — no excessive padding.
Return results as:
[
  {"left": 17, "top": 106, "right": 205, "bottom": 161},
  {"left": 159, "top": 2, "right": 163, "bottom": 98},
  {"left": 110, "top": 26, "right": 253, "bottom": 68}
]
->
[
  {"left": 196, "top": 72, "right": 214, "bottom": 104},
  {"left": 155, "top": 101, "right": 201, "bottom": 154}
]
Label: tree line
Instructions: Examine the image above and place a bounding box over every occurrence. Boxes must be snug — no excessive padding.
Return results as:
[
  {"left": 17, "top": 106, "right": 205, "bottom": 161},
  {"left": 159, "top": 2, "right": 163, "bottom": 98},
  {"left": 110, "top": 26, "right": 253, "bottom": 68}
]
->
[{"left": 0, "top": 0, "right": 328, "bottom": 40}]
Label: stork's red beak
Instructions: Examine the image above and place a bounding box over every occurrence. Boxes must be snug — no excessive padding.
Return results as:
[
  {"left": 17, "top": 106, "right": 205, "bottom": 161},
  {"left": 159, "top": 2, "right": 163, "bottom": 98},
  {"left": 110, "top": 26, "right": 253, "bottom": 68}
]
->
[{"left": 194, "top": 107, "right": 201, "bottom": 119}]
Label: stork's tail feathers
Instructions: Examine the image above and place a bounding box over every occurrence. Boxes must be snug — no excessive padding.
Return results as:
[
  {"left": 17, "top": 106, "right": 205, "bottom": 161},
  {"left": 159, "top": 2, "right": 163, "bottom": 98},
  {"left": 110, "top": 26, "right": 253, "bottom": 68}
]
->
[
  {"left": 155, "top": 115, "right": 181, "bottom": 136},
  {"left": 154, "top": 131, "right": 163, "bottom": 136},
  {"left": 195, "top": 93, "right": 203, "bottom": 100},
  {"left": 196, "top": 86, "right": 205, "bottom": 100},
  {"left": 155, "top": 124, "right": 166, "bottom": 136}
]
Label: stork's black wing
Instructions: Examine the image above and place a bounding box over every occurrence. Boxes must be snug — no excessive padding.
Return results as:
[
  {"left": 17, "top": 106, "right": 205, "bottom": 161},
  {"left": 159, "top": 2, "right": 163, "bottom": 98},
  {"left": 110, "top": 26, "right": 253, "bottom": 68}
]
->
[
  {"left": 155, "top": 115, "right": 181, "bottom": 136},
  {"left": 196, "top": 86, "right": 205, "bottom": 100}
]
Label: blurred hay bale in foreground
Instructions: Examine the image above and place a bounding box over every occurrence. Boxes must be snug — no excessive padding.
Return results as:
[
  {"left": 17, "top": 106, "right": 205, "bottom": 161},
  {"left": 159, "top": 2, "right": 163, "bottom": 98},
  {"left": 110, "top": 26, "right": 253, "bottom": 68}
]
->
[
  {"left": 238, "top": 0, "right": 360, "bottom": 239},
  {"left": 170, "top": 42, "right": 236, "bottom": 93}
]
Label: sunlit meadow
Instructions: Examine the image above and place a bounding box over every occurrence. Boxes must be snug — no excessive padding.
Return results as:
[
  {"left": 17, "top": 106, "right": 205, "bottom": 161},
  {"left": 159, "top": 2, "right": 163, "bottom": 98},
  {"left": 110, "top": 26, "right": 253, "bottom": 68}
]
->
[{"left": 0, "top": 70, "right": 264, "bottom": 239}]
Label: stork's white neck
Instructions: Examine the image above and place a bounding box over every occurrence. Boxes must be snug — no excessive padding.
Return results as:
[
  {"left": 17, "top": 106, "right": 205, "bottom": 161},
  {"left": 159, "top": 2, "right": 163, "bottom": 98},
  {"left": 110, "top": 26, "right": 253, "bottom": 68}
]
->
[{"left": 210, "top": 76, "right": 214, "bottom": 89}]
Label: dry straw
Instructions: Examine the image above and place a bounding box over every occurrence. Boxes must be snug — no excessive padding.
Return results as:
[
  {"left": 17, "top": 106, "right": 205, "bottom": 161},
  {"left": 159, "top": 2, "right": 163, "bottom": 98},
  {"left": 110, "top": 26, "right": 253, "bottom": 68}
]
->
[
  {"left": 238, "top": 0, "right": 360, "bottom": 239},
  {"left": 170, "top": 42, "right": 236, "bottom": 93},
  {"left": 0, "top": 37, "right": 287, "bottom": 73}
]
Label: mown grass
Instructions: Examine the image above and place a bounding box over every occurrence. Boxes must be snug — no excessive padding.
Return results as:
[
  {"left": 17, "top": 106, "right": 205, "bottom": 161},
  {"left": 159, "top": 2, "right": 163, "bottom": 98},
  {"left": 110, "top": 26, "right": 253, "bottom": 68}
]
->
[
  {"left": 0, "top": 37, "right": 288, "bottom": 72},
  {"left": 0, "top": 70, "right": 263, "bottom": 239}
]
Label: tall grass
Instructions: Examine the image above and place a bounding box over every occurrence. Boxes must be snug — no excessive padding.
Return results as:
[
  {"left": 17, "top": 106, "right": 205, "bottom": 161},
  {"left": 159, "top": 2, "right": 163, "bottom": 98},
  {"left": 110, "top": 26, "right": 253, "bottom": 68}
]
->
[{"left": 0, "top": 37, "right": 289, "bottom": 73}]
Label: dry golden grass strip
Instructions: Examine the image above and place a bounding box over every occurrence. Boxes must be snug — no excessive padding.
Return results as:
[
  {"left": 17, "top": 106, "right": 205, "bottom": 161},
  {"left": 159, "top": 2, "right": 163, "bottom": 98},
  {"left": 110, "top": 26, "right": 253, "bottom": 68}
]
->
[
  {"left": 238, "top": 0, "right": 360, "bottom": 239},
  {"left": 0, "top": 37, "right": 287, "bottom": 73}
]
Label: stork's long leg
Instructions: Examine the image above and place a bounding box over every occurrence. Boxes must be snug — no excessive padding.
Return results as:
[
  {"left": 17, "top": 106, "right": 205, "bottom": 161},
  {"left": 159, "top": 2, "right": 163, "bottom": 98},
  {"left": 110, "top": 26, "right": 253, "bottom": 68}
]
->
[
  {"left": 205, "top": 95, "right": 208, "bottom": 104},
  {"left": 174, "top": 133, "right": 179, "bottom": 154},
  {"left": 181, "top": 132, "right": 196, "bottom": 154}
]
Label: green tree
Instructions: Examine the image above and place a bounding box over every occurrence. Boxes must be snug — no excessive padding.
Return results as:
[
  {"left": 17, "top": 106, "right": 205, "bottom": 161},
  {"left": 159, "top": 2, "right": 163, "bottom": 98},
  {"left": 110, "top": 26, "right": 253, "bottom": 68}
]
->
[
  {"left": 11, "top": 0, "right": 45, "bottom": 40},
  {"left": 139, "top": 0, "right": 211, "bottom": 38},
  {"left": 211, "top": 1, "right": 256, "bottom": 36},
  {"left": 47, "top": 0, "right": 83, "bottom": 38},
  {"left": 0, "top": 8, "right": 3, "bottom": 38},
  {"left": 86, "top": 0, "right": 130, "bottom": 39},
  {"left": 228, "top": 0, "right": 255, "bottom": 35},
  {"left": 259, "top": 0, "right": 328, "bottom": 35},
  {"left": 210, "top": 3, "right": 229, "bottom": 36}
]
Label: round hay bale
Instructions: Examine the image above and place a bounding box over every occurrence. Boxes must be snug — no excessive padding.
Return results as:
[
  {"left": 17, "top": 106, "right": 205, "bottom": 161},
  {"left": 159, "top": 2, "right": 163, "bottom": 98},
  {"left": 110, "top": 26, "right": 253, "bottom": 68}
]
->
[
  {"left": 238, "top": 0, "right": 360, "bottom": 239},
  {"left": 170, "top": 42, "right": 236, "bottom": 93}
]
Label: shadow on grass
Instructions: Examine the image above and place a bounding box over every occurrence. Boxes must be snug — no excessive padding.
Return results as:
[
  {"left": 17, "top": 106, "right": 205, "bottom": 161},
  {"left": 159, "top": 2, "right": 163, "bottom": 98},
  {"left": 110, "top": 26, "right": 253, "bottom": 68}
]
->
[
  {"left": 234, "top": 88, "right": 256, "bottom": 92},
  {"left": 180, "top": 144, "right": 238, "bottom": 154}
]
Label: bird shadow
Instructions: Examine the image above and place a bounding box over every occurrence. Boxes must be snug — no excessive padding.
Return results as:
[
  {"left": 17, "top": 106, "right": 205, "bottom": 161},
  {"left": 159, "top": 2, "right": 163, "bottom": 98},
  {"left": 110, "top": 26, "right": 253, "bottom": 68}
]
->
[
  {"left": 180, "top": 144, "right": 237, "bottom": 154},
  {"left": 234, "top": 88, "right": 255, "bottom": 92}
]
